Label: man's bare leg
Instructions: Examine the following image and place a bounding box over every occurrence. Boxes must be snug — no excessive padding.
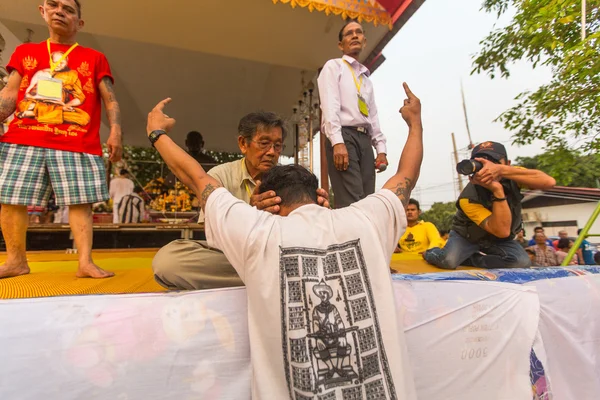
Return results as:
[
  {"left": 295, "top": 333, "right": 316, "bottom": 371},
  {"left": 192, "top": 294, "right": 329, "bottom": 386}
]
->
[
  {"left": 0, "top": 204, "right": 30, "bottom": 278},
  {"left": 69, "top": 204, "right": 114, "bottom": 278}
]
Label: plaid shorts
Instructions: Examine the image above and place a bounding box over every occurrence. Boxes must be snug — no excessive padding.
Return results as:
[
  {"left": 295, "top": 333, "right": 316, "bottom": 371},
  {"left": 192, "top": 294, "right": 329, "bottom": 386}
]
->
[{"left": 0, "top": 143, "right": 109, "bottom": 206}]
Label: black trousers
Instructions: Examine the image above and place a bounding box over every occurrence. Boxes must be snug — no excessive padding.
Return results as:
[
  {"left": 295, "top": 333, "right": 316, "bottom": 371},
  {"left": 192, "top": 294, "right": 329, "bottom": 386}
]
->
[{"left": 325, "top": 126, "right": 375, "bottom": 208}]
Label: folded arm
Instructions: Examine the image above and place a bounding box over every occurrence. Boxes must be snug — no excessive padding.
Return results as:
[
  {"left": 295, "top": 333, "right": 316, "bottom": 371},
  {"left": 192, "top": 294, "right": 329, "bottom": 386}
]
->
[
  {"left": 499, "top": 165, "right": 555, "bottom": 190},
  {"left": 465, "top": 176, "right": 512, "bottom": 238},
  {"left": 474, "top": 159, "right": 555, "bottom": 190}
]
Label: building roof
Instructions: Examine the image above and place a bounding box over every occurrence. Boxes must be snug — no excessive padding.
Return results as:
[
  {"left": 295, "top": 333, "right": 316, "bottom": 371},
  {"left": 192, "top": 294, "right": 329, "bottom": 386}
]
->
[{"left": 522, "top": 186, "right": 600, "bottom": 208}]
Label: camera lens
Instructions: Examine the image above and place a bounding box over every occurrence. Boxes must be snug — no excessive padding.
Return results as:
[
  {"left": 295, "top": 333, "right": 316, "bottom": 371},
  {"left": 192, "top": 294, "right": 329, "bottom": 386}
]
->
[{"left": 456, "top": 159, "right": 483, "bottom": 175}]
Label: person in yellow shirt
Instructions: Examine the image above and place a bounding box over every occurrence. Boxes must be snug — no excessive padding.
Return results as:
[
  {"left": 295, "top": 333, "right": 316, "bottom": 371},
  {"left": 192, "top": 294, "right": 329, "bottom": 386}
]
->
[{"left": 395, "top": 198, "right": 444, "bottom": 253}]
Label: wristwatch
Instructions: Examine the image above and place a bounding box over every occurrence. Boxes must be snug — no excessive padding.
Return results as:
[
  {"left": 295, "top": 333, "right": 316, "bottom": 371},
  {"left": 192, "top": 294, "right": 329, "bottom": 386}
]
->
[{"left": 148, "top": 130, "right": 167, "bottom": 147}]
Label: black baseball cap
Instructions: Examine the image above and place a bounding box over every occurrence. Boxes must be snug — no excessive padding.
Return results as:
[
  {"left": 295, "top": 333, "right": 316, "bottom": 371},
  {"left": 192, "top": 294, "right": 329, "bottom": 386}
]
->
[{"left": 471, "top": 141, "right": 507, "bottom": 161}]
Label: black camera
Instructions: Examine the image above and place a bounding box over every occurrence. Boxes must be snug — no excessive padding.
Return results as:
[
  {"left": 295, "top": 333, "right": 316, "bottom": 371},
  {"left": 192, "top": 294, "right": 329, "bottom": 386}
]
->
[{"left": 456, "top": 159, "right": 483, "bottom": 175}]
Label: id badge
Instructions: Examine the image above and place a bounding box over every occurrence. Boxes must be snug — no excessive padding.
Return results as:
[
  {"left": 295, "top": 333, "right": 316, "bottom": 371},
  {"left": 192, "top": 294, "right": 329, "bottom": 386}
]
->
[
  {"left": 357, "top": 94, "right": 369, "bottom": 117},
  {"left": 37, "top": 77, "right": 63, "bottom": 102}
]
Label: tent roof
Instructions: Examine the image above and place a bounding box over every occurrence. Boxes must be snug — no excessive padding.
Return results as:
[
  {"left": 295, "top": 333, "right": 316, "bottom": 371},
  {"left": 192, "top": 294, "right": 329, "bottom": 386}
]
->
[{"left": 0, "top": 0, "right": 424, "bottom": 154}]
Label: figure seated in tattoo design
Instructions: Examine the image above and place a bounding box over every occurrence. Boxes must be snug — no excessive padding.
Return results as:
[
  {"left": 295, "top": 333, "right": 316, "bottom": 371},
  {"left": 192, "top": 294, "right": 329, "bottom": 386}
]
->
[{"left": 310, "top": 280, "right": 358, "bottom": 384}]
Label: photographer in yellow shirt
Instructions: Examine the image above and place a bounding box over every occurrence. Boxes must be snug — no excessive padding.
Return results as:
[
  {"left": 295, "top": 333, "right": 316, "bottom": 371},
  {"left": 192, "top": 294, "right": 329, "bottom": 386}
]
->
[{"left": 395, "top": 199, "right": 444, "bottom": 253}]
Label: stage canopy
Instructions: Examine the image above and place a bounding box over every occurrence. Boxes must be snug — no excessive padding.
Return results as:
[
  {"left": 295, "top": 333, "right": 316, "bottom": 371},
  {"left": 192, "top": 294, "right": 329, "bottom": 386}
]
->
[{"left": 0, "top": 0, "right": 424, "bottom": 156}]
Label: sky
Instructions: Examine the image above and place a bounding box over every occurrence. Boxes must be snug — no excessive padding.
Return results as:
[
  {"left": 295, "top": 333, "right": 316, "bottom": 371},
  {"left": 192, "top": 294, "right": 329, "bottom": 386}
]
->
[{"left": 307, "top": 0, "right": 552, "bottom": 210}]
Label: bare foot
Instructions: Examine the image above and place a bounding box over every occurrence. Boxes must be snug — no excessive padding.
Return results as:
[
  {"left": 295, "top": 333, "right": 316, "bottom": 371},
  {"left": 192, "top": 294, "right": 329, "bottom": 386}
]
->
[
  {"left": 0, "top": 263, "right": 30, "bottom": 279},
  {"left": 76, "top": 263, "right": 115, "bottom": 279}
]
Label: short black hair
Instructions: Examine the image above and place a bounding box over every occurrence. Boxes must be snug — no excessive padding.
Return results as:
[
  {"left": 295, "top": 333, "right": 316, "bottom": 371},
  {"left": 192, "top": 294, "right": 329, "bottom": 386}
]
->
[
  {"left": 238, "top": 111, "right": 287, "bottom": 143},
  {"left": 408, "top": 198, "right": 420, "bottom": 211},
  {"left": 557, "top": 238, "right": 571, "bottom": 250},
  {"left": 338, "top": 19, "right": 362, "bottom": 42},
  {"left": 186, "top": 131, "right": 204, "bottom": 150},
  {"left": 119, "top": 168, "right": 128, "bottom": 175},
  {"left": 74, "top": 0, "right": 81, "bottom": 17},
  {"left": 259, "top": 165, "right": 318, "bottom": 208},
  {"left": 534, "top": 226, "right": 544, "bottom": 232}
]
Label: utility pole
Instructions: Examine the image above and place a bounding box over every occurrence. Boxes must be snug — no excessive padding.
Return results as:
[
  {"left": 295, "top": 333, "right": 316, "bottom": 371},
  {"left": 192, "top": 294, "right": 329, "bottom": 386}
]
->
[
  {"left": 451, "top": 132, "right": 464, "bottom": 192},
  {"left": 461, "top": 81, "right": 475, "bottom": 149}
]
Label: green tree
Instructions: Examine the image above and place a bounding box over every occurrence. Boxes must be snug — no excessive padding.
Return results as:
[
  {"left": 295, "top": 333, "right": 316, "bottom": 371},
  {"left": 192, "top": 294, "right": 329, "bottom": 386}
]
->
[
  {"left": 515, "top": 148, "right": 600, "bottom": 187},
  {"left": 420, "top": 201, "right": 456, "bottom": 232},
  {"left": 472, "top": 0, "right": 600, "bottom": 155}
]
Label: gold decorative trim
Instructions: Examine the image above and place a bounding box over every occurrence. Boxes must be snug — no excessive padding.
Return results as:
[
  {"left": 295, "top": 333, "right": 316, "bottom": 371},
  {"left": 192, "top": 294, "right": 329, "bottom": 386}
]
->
[{"left": 272, "top": 0, "right": 392, "bottom": 29}]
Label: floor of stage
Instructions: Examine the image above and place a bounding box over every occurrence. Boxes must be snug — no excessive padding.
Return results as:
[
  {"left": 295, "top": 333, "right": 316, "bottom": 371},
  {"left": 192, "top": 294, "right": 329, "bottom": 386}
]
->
[{"left": 0, "top": 250, "right": 478, "bottom": 299}]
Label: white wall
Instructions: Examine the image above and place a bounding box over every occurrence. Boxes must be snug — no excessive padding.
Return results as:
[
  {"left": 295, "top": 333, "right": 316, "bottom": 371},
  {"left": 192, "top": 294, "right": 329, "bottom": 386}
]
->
[{"left": 523, "top": 202, "right": 600, "bottom": 242}]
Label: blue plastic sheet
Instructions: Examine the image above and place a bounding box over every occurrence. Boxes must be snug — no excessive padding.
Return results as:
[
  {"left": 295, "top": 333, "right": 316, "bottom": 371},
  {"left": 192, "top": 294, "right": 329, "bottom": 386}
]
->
[{"left": 393, "top": 265, "right": 600, "bottom": 284}]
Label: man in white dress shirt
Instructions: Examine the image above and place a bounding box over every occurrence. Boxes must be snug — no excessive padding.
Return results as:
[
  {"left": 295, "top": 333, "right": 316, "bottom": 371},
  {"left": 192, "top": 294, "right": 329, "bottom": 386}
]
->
[
  {"left": 145, "top": 81, "right": 422, "bottom": 399},
  {"left": 318, "top": 20, "right": 388, "bottom": 208}
]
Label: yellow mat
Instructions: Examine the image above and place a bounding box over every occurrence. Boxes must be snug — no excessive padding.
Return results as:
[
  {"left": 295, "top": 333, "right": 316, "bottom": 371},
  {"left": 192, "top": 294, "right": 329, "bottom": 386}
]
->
[
  {"left": 0, "top": 250, "right": 167, "bottom": 299},
  {"left": 0, "top": 250, "right": 476, "bottom": 300},
  {"left": 390, "top": 253, "right": 479, "bottom": 274}
]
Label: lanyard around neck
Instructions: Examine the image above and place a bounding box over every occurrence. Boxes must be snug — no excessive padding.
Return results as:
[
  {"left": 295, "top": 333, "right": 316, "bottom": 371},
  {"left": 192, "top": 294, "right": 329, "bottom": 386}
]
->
[
  {"left": 47, "top": 39, "right": 79, "bottom": 74},
  {"left": 244, "top": 180, "right": 253, "bottom": 198},
  {"left": 241, "top": 159, "right": 254, "bottom": 198},
  {"left": 343, "top": 60, "right": 363, "bottom": 94}
]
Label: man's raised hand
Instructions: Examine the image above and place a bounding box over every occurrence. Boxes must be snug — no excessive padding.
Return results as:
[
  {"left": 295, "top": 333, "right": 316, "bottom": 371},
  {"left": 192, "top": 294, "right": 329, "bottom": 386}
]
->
[
  {"left": 147, "top": 98, "right": 176, "bottom": 134},
  {"left": 399, "top": 82, "right": 421, "bottom": 127}
]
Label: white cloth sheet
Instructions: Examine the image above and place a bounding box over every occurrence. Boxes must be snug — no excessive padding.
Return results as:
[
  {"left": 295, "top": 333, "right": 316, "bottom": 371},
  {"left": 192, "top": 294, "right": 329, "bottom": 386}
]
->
[
  {"left": 395, "top": 280, "right": 540, "bottom": 400},
  {"left": 525, "top": 275, "right": 600, "bottom": 400},
  {"left": 0, "top": 277, "right": 598, "bottom": 399}
]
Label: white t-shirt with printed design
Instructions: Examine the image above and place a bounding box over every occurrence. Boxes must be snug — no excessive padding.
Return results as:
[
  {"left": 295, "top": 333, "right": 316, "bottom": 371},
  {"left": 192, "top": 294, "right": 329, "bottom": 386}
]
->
[{"left": 205, "top": 188, "right": 417, "bottom": 400}]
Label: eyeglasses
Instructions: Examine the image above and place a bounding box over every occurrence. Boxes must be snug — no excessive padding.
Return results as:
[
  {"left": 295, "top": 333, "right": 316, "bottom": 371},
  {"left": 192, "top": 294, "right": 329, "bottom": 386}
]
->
[{"left": 251, "top": 140, "right": 286, "bottom": 152}]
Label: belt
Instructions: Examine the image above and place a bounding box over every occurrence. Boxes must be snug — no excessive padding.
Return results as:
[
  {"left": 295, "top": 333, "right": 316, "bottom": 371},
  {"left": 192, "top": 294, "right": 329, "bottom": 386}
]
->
[{"left": 343, "top": 126, "right": 369, "bottom": 134}]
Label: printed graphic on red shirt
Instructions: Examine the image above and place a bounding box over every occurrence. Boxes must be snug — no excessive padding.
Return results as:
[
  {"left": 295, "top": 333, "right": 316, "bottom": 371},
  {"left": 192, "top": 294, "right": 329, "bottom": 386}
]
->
[
  {"left": 3, "top": 42, "right": 113, "bottom": 156},
  {"left": 17, "top": 51, "right": 91, "bottom": 127}
]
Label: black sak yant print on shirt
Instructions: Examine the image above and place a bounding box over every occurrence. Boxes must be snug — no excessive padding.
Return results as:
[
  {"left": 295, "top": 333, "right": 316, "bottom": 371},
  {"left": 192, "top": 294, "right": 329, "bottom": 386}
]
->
[{"left": 279, "top": 240, "right": 396, "bottom": 400}]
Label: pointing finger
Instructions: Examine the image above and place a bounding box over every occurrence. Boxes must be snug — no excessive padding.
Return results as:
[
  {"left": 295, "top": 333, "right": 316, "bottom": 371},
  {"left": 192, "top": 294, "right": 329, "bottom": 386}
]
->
[
  {"left": 153, "top": 98, "right": 172, "bottom": 112},
  {"left": 402, "top": 82, "right": 415, "bottom": 99}
]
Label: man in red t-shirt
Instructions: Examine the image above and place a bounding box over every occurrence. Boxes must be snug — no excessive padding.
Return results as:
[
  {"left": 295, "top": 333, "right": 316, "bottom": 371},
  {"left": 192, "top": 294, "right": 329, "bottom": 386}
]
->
[{"left": 0, "top": 0, "right": 122, "bottom": 279}]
